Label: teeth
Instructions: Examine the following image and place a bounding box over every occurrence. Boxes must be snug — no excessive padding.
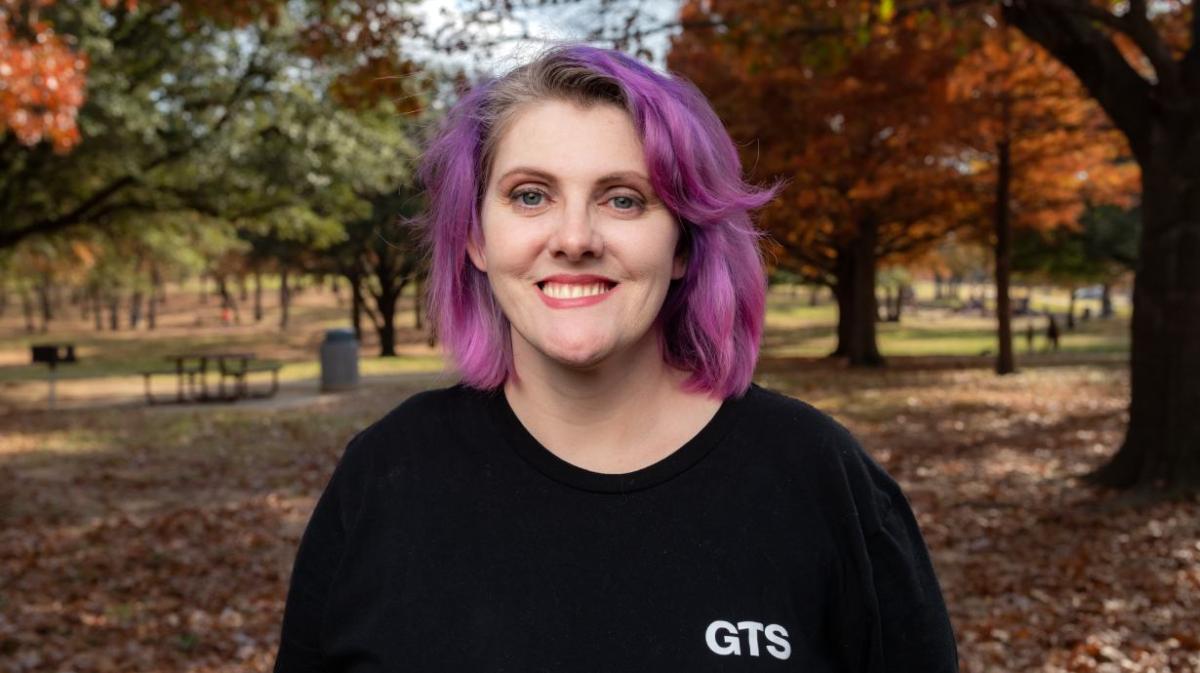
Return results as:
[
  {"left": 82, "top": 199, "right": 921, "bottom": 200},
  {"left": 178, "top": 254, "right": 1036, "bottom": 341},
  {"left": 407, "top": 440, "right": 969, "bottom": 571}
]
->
[{"left": 542, "top": 282, "right": 611, "bottom": 299}]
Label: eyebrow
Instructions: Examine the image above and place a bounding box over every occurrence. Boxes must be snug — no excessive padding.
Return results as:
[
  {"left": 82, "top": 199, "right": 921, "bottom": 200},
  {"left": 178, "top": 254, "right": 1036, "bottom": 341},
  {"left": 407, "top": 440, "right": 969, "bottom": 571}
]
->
[
  {"left": 494, "top": 167, "right": 653, "bottom": 189},
  {"left": 494, "top": 167, "right": 557, "bottom": 185}
]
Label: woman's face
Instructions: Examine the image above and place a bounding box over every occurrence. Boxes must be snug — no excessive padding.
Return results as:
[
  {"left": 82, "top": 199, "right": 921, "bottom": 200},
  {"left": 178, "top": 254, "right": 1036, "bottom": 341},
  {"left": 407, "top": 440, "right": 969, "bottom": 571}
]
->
[{"left": 469, "top": 99, "right": 685, "bottom": 374}]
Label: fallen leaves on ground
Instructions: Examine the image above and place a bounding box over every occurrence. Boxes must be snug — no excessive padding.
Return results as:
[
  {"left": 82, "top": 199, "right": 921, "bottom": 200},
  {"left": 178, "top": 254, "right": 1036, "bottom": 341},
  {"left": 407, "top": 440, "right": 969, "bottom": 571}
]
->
[{"left": 1, "top": 364, "right": 1197, "bottom": 672}]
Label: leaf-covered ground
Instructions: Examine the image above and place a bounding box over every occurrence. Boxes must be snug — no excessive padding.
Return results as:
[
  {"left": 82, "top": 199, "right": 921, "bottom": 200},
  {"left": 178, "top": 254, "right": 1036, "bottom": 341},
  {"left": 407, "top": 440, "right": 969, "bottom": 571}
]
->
[{"left": 1, "top": 363, "right": 1197, "bottom": 672}]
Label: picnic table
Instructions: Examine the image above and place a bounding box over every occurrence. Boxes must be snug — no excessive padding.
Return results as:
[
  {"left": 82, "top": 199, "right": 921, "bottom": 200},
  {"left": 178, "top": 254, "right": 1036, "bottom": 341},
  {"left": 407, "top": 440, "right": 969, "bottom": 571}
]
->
[{"left": 141, "top": 352, "right": 282, "bottom": 404}]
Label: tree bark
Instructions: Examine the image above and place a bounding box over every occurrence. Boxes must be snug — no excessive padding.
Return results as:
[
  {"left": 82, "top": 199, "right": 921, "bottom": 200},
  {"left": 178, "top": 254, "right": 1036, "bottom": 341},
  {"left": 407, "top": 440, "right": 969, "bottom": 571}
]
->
[
  {"left": 253, "top": 271, "right": 264, "bottom": 322},
  {"left": 1087, "top": 128, "right": 1200, "bottom": 493},
  {"left": 830, "top": 217, "right": 884, "bottom": 367},
  {"left": 279, "top": 269, "right": 291, "bottom": 329},
  {"left": 1005, "top": 0, "right": 1200, "bottom": 493},
  {"left": 108, "top": 295, "right": 120, "bottom": 331},
  {"left": 21, "top": 290, "right": 35, "bottom": 333},
  {"left": 1101, "top": 282, "right": 1114, "bottom": 318},
  {"left": 36, "top": 277, "right": 52, "bottom": 333},
  {"left": 995, "top": 136, "right": 1016, "bottom": 375},
  {"left": 373, "top": 274, "right": 404, "bottom": 358},
  {"left": 129, "top": 290, "right": 144, "bottom": 329},
  {"left": 217, "top": 274, "right": 240, "bottom": 324},
  {"left": 148, "top": 266, "right": 161, "bottom": 330}
]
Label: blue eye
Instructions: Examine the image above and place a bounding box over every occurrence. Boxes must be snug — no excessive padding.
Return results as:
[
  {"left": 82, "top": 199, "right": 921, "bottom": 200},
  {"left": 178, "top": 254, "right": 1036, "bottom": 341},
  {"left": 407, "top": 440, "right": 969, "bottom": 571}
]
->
[
  {"left": 611, "top": 196, "right": 636, "bottom": 210},
  {"left": 513, "top": 190, "right": 544, "bottom": 207}
]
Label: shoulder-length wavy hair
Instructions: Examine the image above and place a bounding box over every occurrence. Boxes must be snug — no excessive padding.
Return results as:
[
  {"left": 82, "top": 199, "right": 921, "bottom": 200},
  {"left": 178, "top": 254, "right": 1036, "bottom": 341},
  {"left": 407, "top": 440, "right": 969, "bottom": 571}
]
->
[{"left": 418, "top": 44, "right": 777, "bottom": 399}]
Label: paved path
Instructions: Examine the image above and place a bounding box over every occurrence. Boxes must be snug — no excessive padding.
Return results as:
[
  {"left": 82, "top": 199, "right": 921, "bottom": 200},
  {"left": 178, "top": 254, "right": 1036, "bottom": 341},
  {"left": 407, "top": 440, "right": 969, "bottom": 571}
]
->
[{"left": 0, "top": 370, "right": 458, "bottom": 415}]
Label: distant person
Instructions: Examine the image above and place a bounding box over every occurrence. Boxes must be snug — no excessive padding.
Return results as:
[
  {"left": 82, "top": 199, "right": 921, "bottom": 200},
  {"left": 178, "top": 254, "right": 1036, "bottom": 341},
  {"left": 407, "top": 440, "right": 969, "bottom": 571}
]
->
[
  {"left": 272, "top": 45, "right": 957, "bottom": 672},
  {"left": 1046, "top": 313, "right": 1061, "bottom": 352},
  {"left": 1025, "top": 321, "right": 1035, "bottom": 352}
]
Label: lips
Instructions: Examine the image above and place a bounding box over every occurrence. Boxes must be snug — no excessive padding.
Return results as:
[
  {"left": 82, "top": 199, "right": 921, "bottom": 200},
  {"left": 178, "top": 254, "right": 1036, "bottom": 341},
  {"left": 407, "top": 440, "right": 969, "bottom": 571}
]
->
[{"left": 534, "top": 274, "right": 619, "bottom": 308}]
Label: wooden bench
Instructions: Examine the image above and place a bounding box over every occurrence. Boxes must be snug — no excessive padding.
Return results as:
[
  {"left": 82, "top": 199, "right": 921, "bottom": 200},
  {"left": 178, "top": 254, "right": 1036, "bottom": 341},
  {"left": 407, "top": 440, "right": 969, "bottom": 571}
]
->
[
  {"left": 217, "top": 359, "right": 283, "bottom": 400},
  {"left": 140, "top": 363, "right": 203, "bottom": 404}
]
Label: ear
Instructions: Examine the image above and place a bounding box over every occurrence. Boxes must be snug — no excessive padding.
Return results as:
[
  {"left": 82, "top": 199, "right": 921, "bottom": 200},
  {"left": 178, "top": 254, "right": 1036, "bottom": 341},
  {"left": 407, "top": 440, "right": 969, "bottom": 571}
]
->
[
  {"left": 466, "top": 232, "right": 487, "bottom": 273},
  {"left": 671, "top": 252, "right": 686, "bottom": 280},
  {"left": 671, "top": 226, "right": 689, "bottom": 280}
]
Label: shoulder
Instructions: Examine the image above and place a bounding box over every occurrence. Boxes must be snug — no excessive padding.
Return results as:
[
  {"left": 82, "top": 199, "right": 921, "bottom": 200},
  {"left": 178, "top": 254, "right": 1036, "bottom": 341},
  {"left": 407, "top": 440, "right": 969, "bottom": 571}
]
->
[
  {"left": 738, "top": 383, "right": 904, "bottom": 533},
  {"left": 739, "top": 382, "right": 863, "bottom": 458}
]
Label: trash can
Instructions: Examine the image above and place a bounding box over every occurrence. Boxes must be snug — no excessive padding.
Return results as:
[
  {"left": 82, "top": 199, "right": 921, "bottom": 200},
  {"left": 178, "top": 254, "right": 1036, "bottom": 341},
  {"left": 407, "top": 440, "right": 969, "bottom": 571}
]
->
[{"left": 320, "top": 328, "right": 360, "bottom": 392}]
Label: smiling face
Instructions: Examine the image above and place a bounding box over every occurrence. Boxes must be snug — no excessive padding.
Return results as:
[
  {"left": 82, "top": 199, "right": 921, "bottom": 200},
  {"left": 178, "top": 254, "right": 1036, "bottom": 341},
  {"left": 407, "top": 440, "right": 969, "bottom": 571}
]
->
[{"left": 468, "top": 99, "right": 685, "bottom": 375}]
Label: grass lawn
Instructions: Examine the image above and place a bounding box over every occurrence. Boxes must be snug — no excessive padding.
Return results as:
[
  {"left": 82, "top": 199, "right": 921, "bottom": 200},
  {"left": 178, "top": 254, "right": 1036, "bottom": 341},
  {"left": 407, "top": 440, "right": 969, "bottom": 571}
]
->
[{"left": 0, "top": 283, "right": 1131, "bottom": 390}]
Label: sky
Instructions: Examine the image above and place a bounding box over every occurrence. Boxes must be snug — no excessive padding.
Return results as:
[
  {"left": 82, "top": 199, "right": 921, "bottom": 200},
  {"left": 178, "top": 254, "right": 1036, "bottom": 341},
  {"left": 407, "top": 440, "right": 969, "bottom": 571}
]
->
[{"left": 416, "top": 0, "right": 680, "bottom": 76}]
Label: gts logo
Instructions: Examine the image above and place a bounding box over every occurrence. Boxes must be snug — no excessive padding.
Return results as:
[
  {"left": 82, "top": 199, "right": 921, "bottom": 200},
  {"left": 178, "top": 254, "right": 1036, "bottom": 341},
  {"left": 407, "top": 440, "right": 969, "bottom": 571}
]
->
[{"left": 705, "top": 620, "right": 792, "bottom": 660}]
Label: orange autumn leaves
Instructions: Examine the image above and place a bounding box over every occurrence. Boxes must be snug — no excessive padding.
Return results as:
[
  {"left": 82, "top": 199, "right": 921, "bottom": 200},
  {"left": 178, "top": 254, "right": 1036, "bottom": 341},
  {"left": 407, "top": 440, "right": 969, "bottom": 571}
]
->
[
  {"left": 0, "top": 0, "right": 105, "bottom": 151},
  {"left": 669, "top": 3, "right": 1139, "bottom": 270},
  {"left": 945, "top": 16, "right": 1139, "bottom": 238}
]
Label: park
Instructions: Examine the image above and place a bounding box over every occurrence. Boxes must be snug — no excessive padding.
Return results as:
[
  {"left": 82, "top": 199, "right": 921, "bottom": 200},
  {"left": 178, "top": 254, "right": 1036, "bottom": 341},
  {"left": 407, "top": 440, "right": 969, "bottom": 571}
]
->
[{"left": 2, "top": 0, "right": 1199, "bottom": 672}]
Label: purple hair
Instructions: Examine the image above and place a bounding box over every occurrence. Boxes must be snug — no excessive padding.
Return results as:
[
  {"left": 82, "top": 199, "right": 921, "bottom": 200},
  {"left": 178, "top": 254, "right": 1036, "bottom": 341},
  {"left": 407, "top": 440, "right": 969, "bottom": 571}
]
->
[{"left": 418, "top": 45, "right": 776, "bottom": 399}]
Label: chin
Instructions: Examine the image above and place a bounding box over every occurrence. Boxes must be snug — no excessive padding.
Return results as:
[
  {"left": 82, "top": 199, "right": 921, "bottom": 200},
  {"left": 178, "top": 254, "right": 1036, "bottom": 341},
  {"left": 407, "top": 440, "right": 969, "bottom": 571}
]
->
[{"left": 540, "top": 336, "right": 614, "bottom": 369}]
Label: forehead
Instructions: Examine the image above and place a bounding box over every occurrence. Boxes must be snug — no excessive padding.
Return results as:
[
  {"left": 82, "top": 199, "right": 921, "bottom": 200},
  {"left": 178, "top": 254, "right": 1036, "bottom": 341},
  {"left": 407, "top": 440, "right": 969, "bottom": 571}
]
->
[{"left": 489, "top": 99, "right": 647, "bottom": 182}]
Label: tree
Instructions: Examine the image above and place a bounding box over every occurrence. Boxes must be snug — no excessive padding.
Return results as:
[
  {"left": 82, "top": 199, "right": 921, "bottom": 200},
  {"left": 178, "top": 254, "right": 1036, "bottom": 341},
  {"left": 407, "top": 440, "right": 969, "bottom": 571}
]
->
[
  {"left": 0, "top": 0, "right": 425, "bottom": 250},
  {"left": 1012, "top": 202, "right": 1140, "bottom": 315},
  {"left": 946, "top": 12, "right": 1139, "bottom": 373},
  {"left": 670, "top": 3, "right": 980, "bottom": 366},
  {"left": 323, "top": 188, "right": 425, "bottom": 356}
]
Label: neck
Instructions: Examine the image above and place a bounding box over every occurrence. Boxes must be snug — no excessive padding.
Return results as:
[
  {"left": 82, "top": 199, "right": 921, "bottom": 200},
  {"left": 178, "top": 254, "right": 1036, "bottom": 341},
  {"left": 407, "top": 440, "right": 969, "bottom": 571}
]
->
[{"left": 502, "top": 328, "right": 721, "bottom": 473}]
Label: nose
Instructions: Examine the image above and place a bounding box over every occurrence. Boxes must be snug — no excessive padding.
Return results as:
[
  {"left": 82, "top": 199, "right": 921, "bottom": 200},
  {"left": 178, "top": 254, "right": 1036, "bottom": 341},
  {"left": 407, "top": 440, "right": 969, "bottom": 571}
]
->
[{"left": 546, "top": 200, "right": 604, "bottom": 261}]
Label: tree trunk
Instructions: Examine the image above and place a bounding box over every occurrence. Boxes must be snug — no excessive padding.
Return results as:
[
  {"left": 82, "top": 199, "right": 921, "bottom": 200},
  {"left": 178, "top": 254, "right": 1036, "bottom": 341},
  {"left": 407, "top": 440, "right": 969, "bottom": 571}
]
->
[
  {"left": 36, "top": 276, "right": 52, "bottom": 332},
  {"left": 348, "top": 271, "right": 364, "bottom": 343},
  {"left": 92, "top": 289, "right": 103, "bottom": 331},
  {"left": 254, "top": 271, "right": 264, "bottom": 322},
  {"left": 413, "top": 274, "right": 423, "bottom": 330},
  {"left": 375, "top": 276, "right": 403, "bottom": 358},
  {"left": 332, "top": 276, "right": 344, "bottom": 307},
  {"left": 1101, "top": 281, "right": 1114, "bottom": 318},
  {"left": 279, "top": 269, "right": 291, "bottom": 329},
  {"left": 108, "top": 295, "right": 120, "bottom": 331},
  {"left": 808, "top": 284, "right": 820, "bottom": 306},
  {"left": 239, "top": 274, "right": 248, "bottom": 303},
  {"left": 147, "top": 286, "right": 157, "bottom": 330},
  {"left": 217, "top": 275, "right": 240, "bottom": 324},
  {"left": 1066, "top": 288, "right": 1077, "bottom": 330},
  {"left": 129, "top": 290, "right": 144, "bottom": 329},
  {"left": 994, "top": 137, "right": 1016, "bottom": 375},
  {"left": 21, "top": 290, "right": 35, "bottom": 333},
  {"left": 830, "top": 217, "right": 884, "bottom": 367},
  {"left": 148, "top": 266, "right": 161, "bottom": 330},
  {"left": 1087, "top": 128, "right": 1200, "bottom": 493}
]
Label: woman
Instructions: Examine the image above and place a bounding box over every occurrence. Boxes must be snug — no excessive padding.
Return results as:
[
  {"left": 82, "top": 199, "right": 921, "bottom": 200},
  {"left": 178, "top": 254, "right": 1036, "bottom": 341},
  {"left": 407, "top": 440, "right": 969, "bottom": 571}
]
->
[{"left": 274, "top": 45, "right": 958, "bottom": 672}]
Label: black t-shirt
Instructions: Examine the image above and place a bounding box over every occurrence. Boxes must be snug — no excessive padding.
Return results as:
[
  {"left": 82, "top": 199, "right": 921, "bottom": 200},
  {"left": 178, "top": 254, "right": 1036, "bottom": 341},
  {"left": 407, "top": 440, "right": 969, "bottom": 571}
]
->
[{"left": 273, "top": 383, "right": 958, "bottom": 672}]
